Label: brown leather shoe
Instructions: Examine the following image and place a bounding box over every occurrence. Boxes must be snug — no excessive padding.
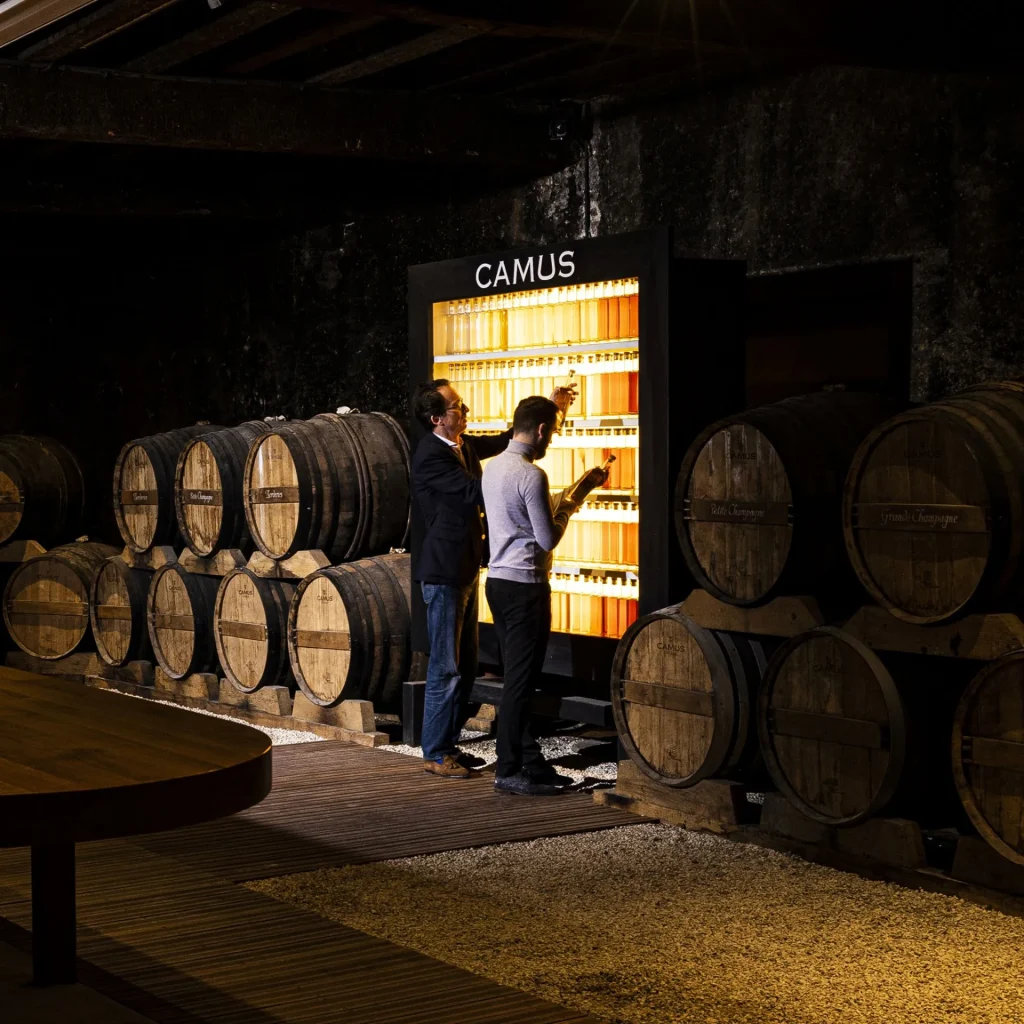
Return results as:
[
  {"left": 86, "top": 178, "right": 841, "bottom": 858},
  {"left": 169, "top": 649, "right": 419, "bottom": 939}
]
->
[{"left": 423, "top": 754, "right": 472, "bottom": 779}]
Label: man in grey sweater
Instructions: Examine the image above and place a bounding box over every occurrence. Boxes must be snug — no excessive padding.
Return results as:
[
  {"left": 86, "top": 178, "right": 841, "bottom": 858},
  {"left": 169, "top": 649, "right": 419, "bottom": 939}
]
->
[{"left": 482, "top": 395, "right": 606, "bottom": 796}]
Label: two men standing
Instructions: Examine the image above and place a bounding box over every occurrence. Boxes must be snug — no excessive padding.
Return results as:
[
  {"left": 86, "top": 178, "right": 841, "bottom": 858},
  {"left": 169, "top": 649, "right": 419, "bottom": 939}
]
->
[{"left": 410, "top": 379, "right": 573, "bottom": 780}]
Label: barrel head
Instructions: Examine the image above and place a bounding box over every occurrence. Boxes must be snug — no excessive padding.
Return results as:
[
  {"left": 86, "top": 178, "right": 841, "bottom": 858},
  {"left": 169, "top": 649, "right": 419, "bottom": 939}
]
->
[
  {"left": 679, "top": 423, "right": 793, "bottom": 604},
  {"left": 149, "top": 566, "right": 196, "bottom": 679},
  {"left": 216, "top": 569, "right": 269, "bottom": 692},
  {"left": 292, "top": 574, "right": 351, "bottom": 706},
  {"left": 92, "top": 559, "right": 134, "bottom": 665},
  {"left": 760, "top": 629, "right": 899, "bottom": 825},
  {"left": 247, "top": 434, "right": 301, "bottom": 560},
  {"left": 845, "top": 416, "right": 992, "bottom": 623},
  {"left": 0, "top": 458, "right": 23, "bottom": 544},
  {"left": 180, "top": 440, "right": 225, "bottom": 557},
  {"left": 117, "top": 444, "right": 160, "bottom": 551},
  {"left": 3, "top": 555, "right": 90, "bottom": 659},
  {"left": 954, "top": 652, "right": 1024, "bottom": 866}
]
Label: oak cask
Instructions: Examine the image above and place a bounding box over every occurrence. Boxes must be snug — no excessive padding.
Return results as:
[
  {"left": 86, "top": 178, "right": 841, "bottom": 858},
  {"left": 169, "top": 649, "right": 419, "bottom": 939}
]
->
[
  {"left": 845, "top": 380, "right": 1024, "bottom": 623},
  {"left": 175, "top": 421, "right": 272, "bottom": 557},
  {"left": 90, "top": 555, "right": 153, "bottom": 667},
  {"left": 214, "top": 568, "right": 294, "bottom": 693},
  {"left": 147, "top": 562, "right": 220, "bottom": 680},
  {"left": 114, "top": 425, "right": 221, "bottom": 553},
  {"left": 3, "top": 541, "right": 119, "bottom": 659},
  {"left": 611, "top": 605, "right": 772, "bottom": 787},
  {"left": 243, "top": 412, "right": 410, "bottom": 562},
  {"left": 675, "top": 392, "right": 901, "bottom": 605},
  {"left": 288, "top": 553, "right": 410, "bottom": 709},
  {"left": 0, "top": 435, "right": 85, "bottom": 546}
]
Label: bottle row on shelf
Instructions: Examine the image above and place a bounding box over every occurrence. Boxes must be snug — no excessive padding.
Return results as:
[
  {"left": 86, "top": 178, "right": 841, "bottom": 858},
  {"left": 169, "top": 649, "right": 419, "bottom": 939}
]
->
[
  {"left": 547, "top": 447, "right": 637, "bottom": 493},
  {"left": 433, "top": 279, "right": 639, "bottom": 355},
  {"left": 478, "top": 575, "right": 639, "bottom": 639},
  {"left": 448, "top": 372, "right": 639, "bottom": 423},
  {"left": 560, "top": 519, "right": 639, "bottom": 568},
  {"left": 438, "top": 349, "right": 639, "bottom": 376}
]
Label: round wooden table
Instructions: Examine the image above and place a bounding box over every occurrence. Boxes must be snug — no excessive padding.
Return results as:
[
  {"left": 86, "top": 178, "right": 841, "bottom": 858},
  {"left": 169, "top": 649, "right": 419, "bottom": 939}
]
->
[{"left": 0, "top": 667, "right": 271, "bottom": 985}]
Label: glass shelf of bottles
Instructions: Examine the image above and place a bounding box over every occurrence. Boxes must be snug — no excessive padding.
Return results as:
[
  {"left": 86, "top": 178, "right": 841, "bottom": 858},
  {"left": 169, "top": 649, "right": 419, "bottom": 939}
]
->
[
  {"left": 434, "top": 276, "right": 641, "bottom": 639},
  {"left": 432, "top": 279, "right": 639, "bottom": 356}
]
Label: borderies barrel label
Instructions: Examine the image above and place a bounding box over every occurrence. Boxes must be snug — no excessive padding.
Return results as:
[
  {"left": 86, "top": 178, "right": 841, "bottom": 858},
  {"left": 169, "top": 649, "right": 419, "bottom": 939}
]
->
[
  {"left": 183, "top": 489, "right": 223, "bottom": 506},
  {"left": 252, "top": 486, "right": 301, "bottom": 503},
  {"left": 854, "top": 503, "right": 990, "bottom": 533},
  {"left": 685, "top": 499, "right": 791, "bottom": 526},
  {"left": 121, "top": 489, "right": 158, "bottom": 505}
]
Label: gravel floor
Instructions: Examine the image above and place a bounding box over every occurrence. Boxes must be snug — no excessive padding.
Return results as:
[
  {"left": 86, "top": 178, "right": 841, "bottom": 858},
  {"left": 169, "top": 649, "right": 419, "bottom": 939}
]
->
[
  {"left": 247, "top": 823, "right": 1024, "bottom": 1024},
  {"left": 382, "top": 729, "right": 618, "bottom": 784},
  {"left": 107, "top": 690, "right": 323, "bottom": 746}
]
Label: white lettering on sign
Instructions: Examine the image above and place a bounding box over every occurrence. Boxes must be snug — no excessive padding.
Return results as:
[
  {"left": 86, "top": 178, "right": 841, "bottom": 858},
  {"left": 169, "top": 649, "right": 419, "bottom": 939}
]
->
[{"left": 474, "top": 249, "right": 576, "bottom": 290}]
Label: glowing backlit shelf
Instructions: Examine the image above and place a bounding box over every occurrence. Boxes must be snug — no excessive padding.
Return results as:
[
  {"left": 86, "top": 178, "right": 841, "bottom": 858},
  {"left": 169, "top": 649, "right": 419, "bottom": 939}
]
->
[{"left": 433, "top": 338, "right": 639, "bottom": 363}]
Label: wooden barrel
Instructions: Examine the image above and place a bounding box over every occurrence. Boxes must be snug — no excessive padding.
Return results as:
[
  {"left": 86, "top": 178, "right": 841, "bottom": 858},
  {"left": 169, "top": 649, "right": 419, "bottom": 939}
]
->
[
  {"left": 214, "top": 568, "right": 295, "bottom": 693},
  {"left": 952, "top": 652, "right": 1024, "bottom": 866},
  {"left": 147, "top": 563, "right": 220, "bottom": 680},
  {"left": 844, "top": 379, "right": 1024, "bottom": 624},
  {"left": 288, "top": 552, "right": 411, "bottom": 710},
  {"left": 758, "top": 627, "right": 967, "bottom": 826},
  {"left": 3, "top": 541, "right": 119, "bottom": 659},
  {"left": 89, "top": 556, "right": 153, "bottom": 667},
  {"left": 0, "top": 435, "right": 85, "bottom": 546},
  {"left": 243, "top": 412, "right": 410, "bottom": 562},
  {"left": 174, "top": 421, "right": 272, "bottom": 557},
  {"left": 610, "top": 606, "right": 772, "bottom": 787},
  {"left": 675, "top": 392, "right": 902, "bottom": 605},
  {"left": 113, "top": 425, "right": 222, "bottom": 553}
]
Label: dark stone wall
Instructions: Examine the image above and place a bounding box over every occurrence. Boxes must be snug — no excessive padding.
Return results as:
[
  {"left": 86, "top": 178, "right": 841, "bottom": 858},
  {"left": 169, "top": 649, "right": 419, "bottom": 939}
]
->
[{"left": 3, "top": 64, "right": 1023, "bottom": 540}]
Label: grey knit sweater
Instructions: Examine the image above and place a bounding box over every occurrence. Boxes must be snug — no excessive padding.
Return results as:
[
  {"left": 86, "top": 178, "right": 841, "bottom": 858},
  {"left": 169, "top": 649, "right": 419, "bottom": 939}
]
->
[{"left": 481, "top": 439, "right": 574, "bottom": 583}]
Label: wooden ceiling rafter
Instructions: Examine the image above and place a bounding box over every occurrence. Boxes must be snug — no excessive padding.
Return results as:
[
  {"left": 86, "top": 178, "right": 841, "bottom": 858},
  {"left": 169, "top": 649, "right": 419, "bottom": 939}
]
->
[
  {"left": 121, "top": 0, "right": 295, "bottom": 73},
  {"left": 308, "top": 21, "right": 485, "bottom": 84}
]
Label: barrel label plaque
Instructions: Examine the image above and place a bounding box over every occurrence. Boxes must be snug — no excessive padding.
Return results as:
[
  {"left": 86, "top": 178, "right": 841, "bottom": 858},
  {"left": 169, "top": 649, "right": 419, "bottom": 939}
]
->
[
  {"left": 120, "top": 489, "right": 159, "bottom": 505},
  {"left": 252, "top": 486, "right": 301, "bottom": 504},
  {"left": 854, "top": 502, "right": 990, "bottom": 533},
  {"left": 685, "top": 499, "right": 790, "bottom": 526},
  {"left": 182, "top": 489, "right": 223, "bottom": 506}
]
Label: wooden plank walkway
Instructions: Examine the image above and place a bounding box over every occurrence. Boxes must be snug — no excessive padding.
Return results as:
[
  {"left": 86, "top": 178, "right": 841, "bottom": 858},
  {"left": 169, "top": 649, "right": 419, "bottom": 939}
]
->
[{"left": 0, "top": 740, "right": 638, "bottom": 1023}]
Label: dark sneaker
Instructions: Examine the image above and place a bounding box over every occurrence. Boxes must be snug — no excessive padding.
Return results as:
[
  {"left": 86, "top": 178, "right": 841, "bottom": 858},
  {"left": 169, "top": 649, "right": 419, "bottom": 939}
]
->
[
  {"left": 423, "top": 755, "right": 472, "bottom": 779},
  {"left": 494, "top": 771, "right": 566, "bottom": 796},
  {"left": 455, "top": 751, "right": 488, "bottom": 770}
]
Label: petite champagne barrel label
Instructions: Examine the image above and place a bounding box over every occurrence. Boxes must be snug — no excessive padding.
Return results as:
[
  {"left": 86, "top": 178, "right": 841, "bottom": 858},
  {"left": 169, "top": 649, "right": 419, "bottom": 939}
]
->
[
  {"left": 252, "top": 486, "right": 301, "bottom": 504},
  {"left": 854, "top": 502, "right": 990, "bottom": 533},
  {"left": 120, "top": 489, "right": 159, "bottom": 505},
  {"left": 685, "top": 498, "right": 790, "bottom": 526},
  {"left": 183, "top": 489, "right": 223, "bottom": 506}
]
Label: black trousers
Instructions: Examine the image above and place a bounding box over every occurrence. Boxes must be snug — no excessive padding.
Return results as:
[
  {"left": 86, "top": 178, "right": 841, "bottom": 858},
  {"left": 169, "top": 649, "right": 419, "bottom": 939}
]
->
[{"left": 485, "top": 577, "right": 550, "bottom": 778}]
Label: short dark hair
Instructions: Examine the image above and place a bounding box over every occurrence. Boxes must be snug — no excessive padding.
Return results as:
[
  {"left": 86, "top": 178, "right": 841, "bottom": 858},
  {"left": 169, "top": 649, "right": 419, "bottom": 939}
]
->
[
  {"left": 413, "top": 378, "right": 450, "bottom": 430},
  {"left": 513, "top": 396, "right": 559, "bottom": 435}
]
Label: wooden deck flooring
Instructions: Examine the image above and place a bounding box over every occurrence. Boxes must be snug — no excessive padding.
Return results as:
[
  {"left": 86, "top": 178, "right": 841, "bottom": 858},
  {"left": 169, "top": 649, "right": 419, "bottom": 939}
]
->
[{"left": 1, "top": 740, "right": 640, "bottom": 1024}]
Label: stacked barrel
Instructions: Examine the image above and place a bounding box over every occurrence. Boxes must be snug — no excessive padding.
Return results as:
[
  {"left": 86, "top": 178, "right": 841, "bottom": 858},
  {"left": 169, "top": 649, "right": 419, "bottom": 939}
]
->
[
  {"left": 94, "top": 412, "right": 413, "bottom": 707},
  {"left": 613, "top": 380, "right": 1024, "bottom": 873},
  {"left": 0, "top": 436, "right": 105, "bottom": 660}
]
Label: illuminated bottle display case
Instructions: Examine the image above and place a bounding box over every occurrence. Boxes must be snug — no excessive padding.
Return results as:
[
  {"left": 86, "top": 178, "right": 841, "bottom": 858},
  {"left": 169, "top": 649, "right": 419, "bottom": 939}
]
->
[{"left": 409, "top": 230, "right": 745, "bottom": 681}]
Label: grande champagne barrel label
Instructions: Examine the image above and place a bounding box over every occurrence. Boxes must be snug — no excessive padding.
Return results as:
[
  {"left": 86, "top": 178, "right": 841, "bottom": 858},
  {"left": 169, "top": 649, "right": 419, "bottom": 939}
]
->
[
  {"left": 120, "top": 489, "right": 159, "bottom": 505},
  {"left": 182, "top": 489, "right": 223, "bottom": 506},
  {"left": 685, "top": 499, "right": 790, "bottom": 526},
  {"left": 854, "top": 502, "right": 990, "bottom": 533},
  {"left": 251, "top": 486, "right": 301, "bottom": 503}
]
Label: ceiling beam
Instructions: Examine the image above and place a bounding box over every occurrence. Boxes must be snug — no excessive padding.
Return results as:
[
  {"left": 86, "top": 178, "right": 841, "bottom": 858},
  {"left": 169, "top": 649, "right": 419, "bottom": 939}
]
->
[
  {"left": 0, "top": 59, "right": 576, "bottom": 171},
  {"left": 121, "top": 1, "right": 294, "bottom": 73},
  {"left": 426, "top": 39, "right": 589, "bottom": 92},
  {"left": 0, "top": 0, "right": 98, "bottom": 49},
  {"left": 17, "top": 0, "right": 180, "bottom": 61},
  {"left": 309, "top": 23, "right": 485, "bottom": 85},
  {"left": 225, "top": 13, "right": 383, "bottom": 74}
]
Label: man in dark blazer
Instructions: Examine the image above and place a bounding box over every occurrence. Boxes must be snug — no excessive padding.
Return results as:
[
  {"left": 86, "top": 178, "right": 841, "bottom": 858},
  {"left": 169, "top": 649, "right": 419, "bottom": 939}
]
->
[{"left": 411, "top": 378, "right": 572, "bottom": 778}]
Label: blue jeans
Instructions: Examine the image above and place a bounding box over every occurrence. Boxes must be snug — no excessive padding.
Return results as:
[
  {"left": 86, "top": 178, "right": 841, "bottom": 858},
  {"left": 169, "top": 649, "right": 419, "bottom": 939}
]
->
[{"left": 421, "top": 578, "right": 479, "bottom": 762}]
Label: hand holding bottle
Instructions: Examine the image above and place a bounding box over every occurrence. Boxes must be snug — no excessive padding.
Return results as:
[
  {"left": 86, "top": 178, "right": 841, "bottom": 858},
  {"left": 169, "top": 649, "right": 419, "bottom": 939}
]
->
[{"left": 567, "top": 455, "right": 615, "bottom": 507}]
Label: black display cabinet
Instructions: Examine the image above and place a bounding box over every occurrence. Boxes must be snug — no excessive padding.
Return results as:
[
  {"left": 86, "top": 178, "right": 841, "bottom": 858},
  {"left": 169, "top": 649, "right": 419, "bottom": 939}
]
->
[{"left": 408, "top": 228, "right": 746, "bottom": 686}]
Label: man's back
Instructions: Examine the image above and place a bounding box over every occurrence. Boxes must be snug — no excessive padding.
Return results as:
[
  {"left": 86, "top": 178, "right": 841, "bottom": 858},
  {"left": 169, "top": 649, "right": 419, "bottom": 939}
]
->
[{"left": 482, "top": 440, "right": 572, "bottom": 584}]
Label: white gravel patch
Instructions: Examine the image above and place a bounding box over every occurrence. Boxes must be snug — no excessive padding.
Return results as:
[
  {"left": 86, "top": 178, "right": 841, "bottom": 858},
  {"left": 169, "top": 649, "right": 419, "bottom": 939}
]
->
[
  {"left": 382, "top": 729, "right": 617, "bottom": 784},
  {"left": 104, "top": 689, "right": 323, "bottom": 746},
  {"left": 249, "top": 823, "right": 1024, "bottom": 1024}
]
